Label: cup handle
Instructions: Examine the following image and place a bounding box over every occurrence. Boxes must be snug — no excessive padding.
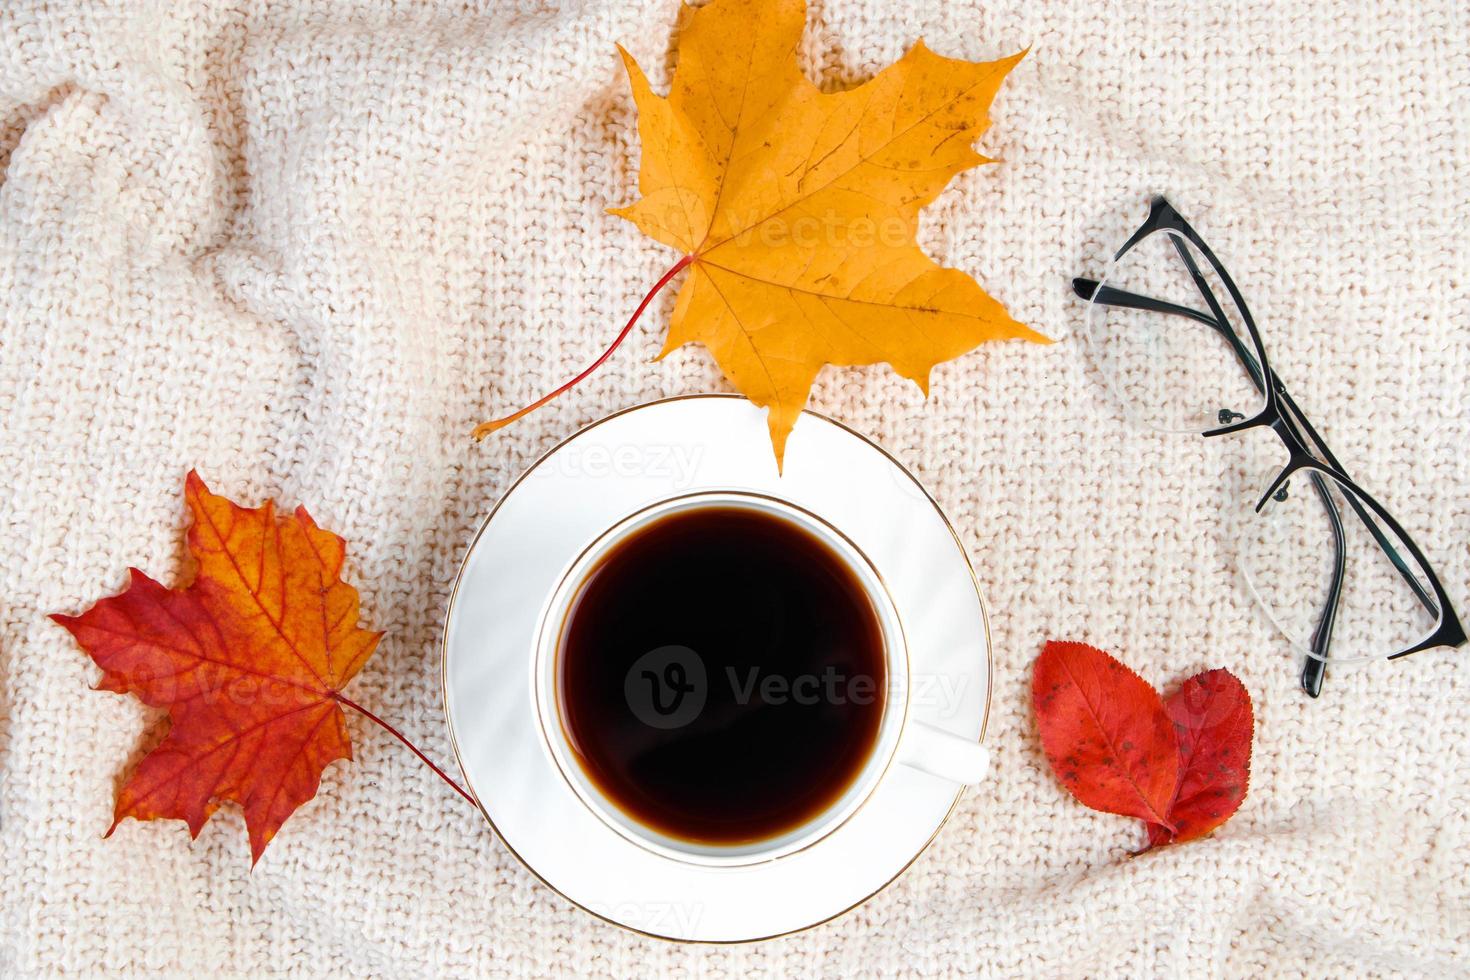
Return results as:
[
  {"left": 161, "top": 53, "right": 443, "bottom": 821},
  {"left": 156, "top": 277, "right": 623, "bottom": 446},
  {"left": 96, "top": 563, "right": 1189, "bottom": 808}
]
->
[{"left": 896, "top": 722, "right": 991, "bottom": 785}]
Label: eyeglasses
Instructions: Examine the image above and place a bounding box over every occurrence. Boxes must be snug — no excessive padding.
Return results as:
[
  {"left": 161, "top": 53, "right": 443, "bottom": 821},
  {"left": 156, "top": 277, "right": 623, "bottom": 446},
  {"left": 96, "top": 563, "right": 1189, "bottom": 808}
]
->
[{"left": 1073, "top": 196, "right": 1465, "bottom": 697}]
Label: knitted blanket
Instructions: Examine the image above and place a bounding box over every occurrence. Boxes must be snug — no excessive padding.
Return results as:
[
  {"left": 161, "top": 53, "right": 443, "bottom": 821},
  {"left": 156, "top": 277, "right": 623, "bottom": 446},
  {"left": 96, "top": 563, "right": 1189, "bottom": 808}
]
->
[{"left": 2, "top": 0, "right": 1466, "bottom": 975}]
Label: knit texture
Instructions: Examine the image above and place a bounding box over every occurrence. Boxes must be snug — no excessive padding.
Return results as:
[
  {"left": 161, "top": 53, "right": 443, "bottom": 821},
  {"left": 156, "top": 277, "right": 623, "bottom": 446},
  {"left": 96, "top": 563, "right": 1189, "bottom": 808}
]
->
[{"left": 1, "top": 0, "right": 1466, "bottom": 976}]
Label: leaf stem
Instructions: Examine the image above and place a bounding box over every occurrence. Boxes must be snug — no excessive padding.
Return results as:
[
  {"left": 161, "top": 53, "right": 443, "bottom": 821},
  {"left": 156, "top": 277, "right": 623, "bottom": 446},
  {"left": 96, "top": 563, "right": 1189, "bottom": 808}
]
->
[
  {"left": 472, "top": 254, "right": 694, "bottom": 437},
  {"left": 333, "top": 692, "right": 476, "bottom": 807}
]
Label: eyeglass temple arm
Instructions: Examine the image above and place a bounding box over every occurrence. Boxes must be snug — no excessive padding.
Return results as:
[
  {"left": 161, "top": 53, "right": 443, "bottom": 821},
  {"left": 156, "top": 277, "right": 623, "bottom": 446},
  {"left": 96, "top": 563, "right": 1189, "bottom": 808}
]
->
[
  {"left": 1303, "top": 471, "right": 1346, "bottom": 695},
  {"left": 1073, "top": 278, "right": 1440, "bottom": 618},
  {"left": 1072, "top": 279, "right": 1267, "bottom": 390},
  {"left": 1275, "top": 388, "right": 1438, "bottom": 615}
]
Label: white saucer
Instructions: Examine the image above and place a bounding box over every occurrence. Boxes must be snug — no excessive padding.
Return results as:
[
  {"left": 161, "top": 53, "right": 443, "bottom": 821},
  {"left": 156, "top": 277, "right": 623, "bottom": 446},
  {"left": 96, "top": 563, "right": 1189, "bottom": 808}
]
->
[{"left": 441, "top": 395, "right": 992, "bottom": 942}]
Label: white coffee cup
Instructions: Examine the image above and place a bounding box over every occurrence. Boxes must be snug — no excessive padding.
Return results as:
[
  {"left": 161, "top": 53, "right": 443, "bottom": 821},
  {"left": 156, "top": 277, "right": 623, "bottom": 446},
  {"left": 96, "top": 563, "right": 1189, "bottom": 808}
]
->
[{"left": 532, "top": 490, "right": 990, "bottom": 868}]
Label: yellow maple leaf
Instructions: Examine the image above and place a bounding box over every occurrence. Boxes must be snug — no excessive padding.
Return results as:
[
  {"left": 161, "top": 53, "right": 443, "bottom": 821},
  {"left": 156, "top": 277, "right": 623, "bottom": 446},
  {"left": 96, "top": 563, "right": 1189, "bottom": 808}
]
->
[
  {"left": 475, "top": 0, "right": 1047, "bottom": 464},
  {"left": 612, "top": 0, "right": 1047, "bottom": 463}
]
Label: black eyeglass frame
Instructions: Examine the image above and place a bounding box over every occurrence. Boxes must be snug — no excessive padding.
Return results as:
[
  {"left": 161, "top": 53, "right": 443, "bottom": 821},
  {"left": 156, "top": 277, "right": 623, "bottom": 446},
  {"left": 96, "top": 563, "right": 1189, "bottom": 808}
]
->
[{"left": 1073, "top": 196, "right": 1465, "bottom": 696}]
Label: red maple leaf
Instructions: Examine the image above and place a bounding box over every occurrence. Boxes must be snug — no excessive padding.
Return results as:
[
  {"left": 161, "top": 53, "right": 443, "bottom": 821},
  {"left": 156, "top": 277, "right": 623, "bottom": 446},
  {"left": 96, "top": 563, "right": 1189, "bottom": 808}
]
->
[{"left": 52, "top": 472, "right": 382, "bottom": 863}]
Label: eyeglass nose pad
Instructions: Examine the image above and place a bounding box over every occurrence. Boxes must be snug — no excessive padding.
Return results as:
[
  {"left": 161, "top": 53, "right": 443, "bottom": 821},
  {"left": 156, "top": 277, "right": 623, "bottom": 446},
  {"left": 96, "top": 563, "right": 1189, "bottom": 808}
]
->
[
  {"left": 1255, "top": 457, "right": 1311, "bottom": 513},
  {"left": 1204, "top": 411, "right": 1264, "bottom": 438}
]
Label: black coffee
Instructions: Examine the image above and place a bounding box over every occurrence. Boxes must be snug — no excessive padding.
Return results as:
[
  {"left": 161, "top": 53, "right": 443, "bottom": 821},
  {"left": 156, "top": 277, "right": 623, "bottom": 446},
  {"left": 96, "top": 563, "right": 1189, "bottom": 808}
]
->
[{"left": 557, "top": 505, "right": 886, "bottom": 846}]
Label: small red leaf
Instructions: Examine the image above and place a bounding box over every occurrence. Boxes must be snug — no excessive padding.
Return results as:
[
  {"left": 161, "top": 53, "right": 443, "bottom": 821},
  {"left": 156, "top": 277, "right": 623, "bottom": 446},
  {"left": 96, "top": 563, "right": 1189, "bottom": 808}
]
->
[
  {"left": 1148, "top": 668, "right": 1253, "bottom": 846},
  {"left": 1032, "top": 641, "right": 1178, "bottom": 827}
]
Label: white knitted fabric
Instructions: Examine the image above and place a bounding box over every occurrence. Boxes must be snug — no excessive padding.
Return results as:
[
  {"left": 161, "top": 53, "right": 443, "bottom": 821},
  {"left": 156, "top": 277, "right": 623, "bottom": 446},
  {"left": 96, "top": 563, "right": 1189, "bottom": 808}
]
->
[{"left": 2, "top": 0, "right": 1467, "bottom": 975}]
